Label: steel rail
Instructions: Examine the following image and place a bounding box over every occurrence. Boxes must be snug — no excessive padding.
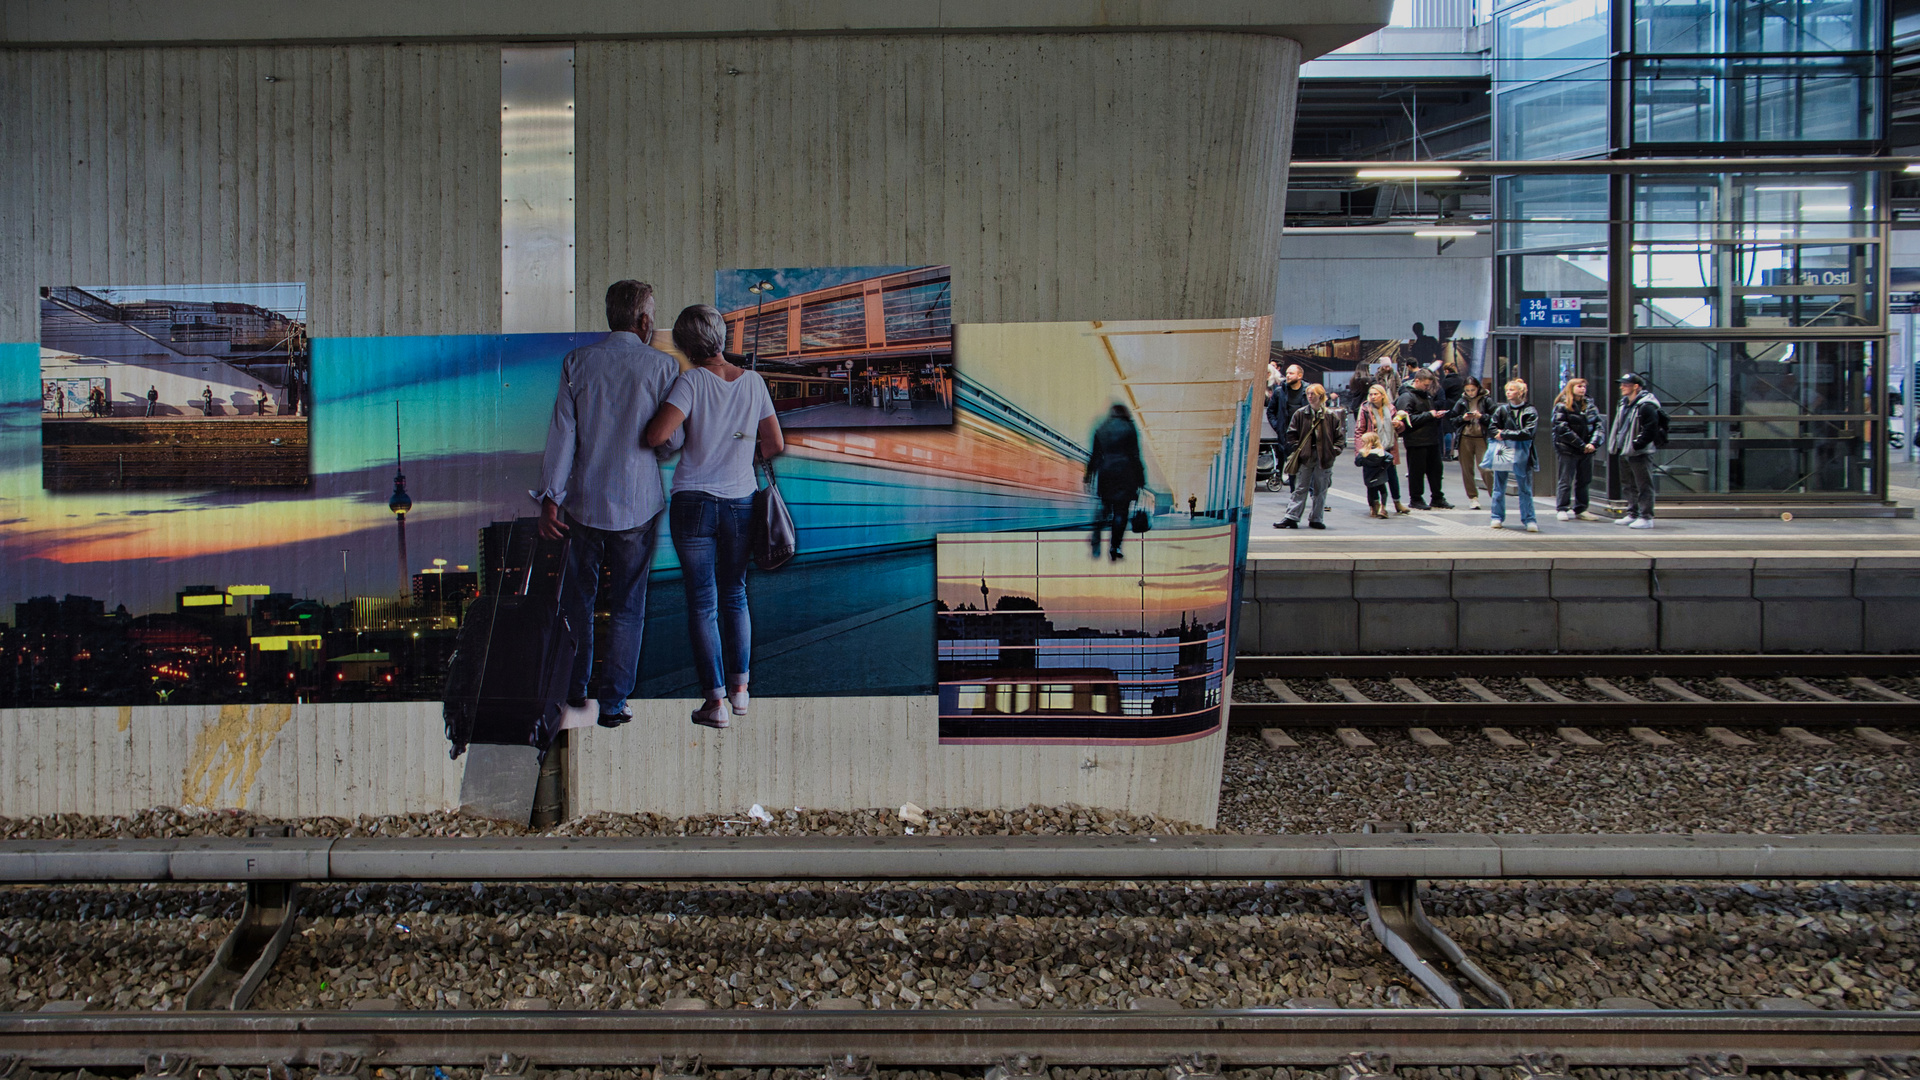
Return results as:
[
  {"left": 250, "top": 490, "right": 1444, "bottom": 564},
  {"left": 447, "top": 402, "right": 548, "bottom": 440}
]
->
[
  {"left": 0, "top": 1009, "right": 1914, "bottom": 1070},
  {"left": 1234, "top": 655, "right": 1919, "bottom": 679},
  {"left": 1227, "top": 700, "right": 1919, "bottom": 727},
  {"left": 6, "top": 834, "right": 1920, "bottom": 884}
]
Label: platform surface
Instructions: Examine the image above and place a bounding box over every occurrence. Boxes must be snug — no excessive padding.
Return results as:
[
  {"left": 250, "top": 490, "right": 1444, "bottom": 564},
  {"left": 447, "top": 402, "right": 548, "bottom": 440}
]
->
[{"left": 1247, "top": 458, "right": 1920, "bottom": 557}]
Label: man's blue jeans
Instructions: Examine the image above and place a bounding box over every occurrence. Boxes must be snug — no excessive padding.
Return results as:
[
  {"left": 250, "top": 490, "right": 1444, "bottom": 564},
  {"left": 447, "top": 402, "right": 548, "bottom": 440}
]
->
[
  {"left": 670, "top": 492, "right": 755, "bottom": 696},
  {"left": 561, "top": 512, "right": 661, "bottom": 715}
]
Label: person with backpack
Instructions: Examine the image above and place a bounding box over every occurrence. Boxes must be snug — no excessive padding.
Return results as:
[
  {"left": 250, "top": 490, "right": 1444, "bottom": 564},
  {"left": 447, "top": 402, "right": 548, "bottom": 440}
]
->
[
  {"left": 1607, "top": 372, "right": 1664, "bottom": 529},
  {"left": 1550, "top": 377, "right": 1605, "bottom": 521}
]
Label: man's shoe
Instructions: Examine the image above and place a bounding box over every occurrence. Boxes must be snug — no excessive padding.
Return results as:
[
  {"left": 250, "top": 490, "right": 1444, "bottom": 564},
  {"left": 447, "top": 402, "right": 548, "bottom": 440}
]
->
[
  {"left": 597, "top": 711, "right": 633, "bottom": 729},
  {"left": 691, "top": 699, "right": 730, "bottom": 729},
  {"left": 1468, "top": 499, "right": 1481, "bottom": 510},
  {"left": 1409, "top": 500, "right": 1430, "bottom": 511},
  {"left": 1575, "top": 511, "right": 1601, "bottom": 521},
  {"left": 1616, "top": 515, "right": 1639, "bottom": 526},
  {"left": 1490, "top": 519, "right": 1504, "bottom": 529},
  {"left": 566, "top": 697, "right": 588, "bottom": 710},
  {"left": 1629, "top": 518, "right": 1653, "bottom": 529},
  {"left": 1110, "top": 549, "right": 1124, "bottom": 561},
  {"left": 1525, "top": 522, "right": 1540, "bottom": 533},
  {"left": 1430, "top": 499, "right": 1454, "bottom": 510},
  {"left": 1274, "top": 518, "right": 1299, "bottom": 529},
  {"left": 1556, "top": 510, "right": 1572, "bottom": 521},
  {"left": 1307, "top": 520, "right": 1327, "bottom": 529}
]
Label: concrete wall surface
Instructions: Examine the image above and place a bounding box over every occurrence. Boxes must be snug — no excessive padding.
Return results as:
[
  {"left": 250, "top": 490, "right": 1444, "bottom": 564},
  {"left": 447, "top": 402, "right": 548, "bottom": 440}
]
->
[
  {"left": 1243, "top": 552, "right": 1920, "bottom": 654},
  {"left": 1272, "top": 231, "right": 1492, "bottom": 352}
]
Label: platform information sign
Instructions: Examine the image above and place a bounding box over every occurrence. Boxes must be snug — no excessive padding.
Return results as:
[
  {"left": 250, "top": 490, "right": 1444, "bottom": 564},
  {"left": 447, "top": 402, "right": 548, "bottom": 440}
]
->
[{"left": 1518, "top": 297, "right": 1581, "bottom": 327}]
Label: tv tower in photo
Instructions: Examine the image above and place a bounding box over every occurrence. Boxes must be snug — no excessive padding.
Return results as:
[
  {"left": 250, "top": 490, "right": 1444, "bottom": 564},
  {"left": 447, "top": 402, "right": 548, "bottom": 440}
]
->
[{"left": 387, "top": 401, "right": 412, "bottom": 598}]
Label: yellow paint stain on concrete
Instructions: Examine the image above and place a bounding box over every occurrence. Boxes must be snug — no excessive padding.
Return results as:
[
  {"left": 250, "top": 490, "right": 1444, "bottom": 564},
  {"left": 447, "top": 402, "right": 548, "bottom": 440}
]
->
[
  {"left": 116, "top": 706, "right": 132, "bottom": 733},
  {"left": 181, "top": 703, "right": 295, "bottom": 809}
]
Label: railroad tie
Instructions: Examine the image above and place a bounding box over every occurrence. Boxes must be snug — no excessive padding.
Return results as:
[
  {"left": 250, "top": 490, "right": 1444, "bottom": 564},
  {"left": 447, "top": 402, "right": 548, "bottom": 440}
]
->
[
  {"left": 1585, "top": 677, "right": 1643, "bottom": 703},
  {"left": 1390, "top": 678, "right": 1440, "bottom": 703},
  {"left": 1851, "top": 677, "right": 1918, "bottom": 703},
  {"left": 1703, "top": 726, "right": 1757, "bottom": 749},
  {"left": 1854, "top": 726, "right": 1913, "bottom": 750},
  {"left": 1715, "top": 678, "right": 1778, "bottom": 703},
  {"left": 1521, "top": 677, "right": 1574, "bottom": 704},
  {"left": 1781, "top": 676, "right": 1848, "bottom": 703},
  {"left": 1260, "top": 728, "right": 1300, "bottom": 750},
  {"left": 1649, "top": 677, "right": 1712, "bottom": 703},
  {"left": 1778, "top": 726, "right": 1836, "bottom": 748},
  {"left": 1263, "top": 678, "right": 1309, "bottom": 704},
  {"left": 1335, "top": 727, "right": 1377, "bottom": 750},
  {"left": 1327, "top": 678, "right": 1374, "bottom": 704},
  {"left": 1628, "top": 726, "right": 1674, "bottom": 747},
  {"left": 1556, "top": 727, "right": 1605, "bottom": 749},
  {"left": 1482, "top": 726, "right": 1528, "bottom": 749},
  {"left": 1407, "top": 726, "right": 1451, "bottom": 750},
  {"left": 1457, "top": 678, "right": 1506, "bottom": 703}
]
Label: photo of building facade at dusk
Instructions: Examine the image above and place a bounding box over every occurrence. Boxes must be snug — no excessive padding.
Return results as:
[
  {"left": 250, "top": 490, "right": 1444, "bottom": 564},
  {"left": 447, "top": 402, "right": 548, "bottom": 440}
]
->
[
  {"left": 717, "top": 265, "right": 953, "bottom": 430},
  {"left": 39, "top": 282, "right": 311, "bottom": 490}
]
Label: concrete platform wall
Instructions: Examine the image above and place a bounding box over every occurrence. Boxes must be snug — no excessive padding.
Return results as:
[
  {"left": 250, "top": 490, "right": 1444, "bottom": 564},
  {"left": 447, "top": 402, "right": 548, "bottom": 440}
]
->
[{"left": 1243, "top": 553, "right": 1920, "bottom": 654}]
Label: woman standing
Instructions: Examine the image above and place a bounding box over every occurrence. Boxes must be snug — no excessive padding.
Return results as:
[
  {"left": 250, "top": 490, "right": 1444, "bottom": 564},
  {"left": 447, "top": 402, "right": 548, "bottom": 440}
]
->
[
  {"left": 1448, "top": 377, "right": 1492, "bottom": 511},
  {"left": 644, "top": 305, "right": 786, "bottom": 729},
  {"left": 1352, "top": 382, "right": 1409, "bottom": 515},
  {"left": 1550, "top": 377, "right": 1605, "bottom": 521},
  {"left": 1274, "top": 384, "right": 1344, "bottom": 531},
  {"left": 1485, "top": 378, "right": 1540, "bottom": 532}
]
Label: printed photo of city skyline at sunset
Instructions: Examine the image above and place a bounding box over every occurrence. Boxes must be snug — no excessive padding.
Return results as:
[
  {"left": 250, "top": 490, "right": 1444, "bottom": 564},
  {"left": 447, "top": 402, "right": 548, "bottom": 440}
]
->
[
  {"left": 39, "top": 282, "right": 310, "bottom": 490},
  {"left": 935, "top": 526, "right": 1233, "bottom": 744}
]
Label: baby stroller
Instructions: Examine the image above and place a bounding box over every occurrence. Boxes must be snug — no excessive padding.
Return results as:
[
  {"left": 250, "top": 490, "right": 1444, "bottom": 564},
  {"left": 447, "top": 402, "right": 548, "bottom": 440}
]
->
[{"left": 1256, "top": 438, "right": 1284, "bottom": 492}]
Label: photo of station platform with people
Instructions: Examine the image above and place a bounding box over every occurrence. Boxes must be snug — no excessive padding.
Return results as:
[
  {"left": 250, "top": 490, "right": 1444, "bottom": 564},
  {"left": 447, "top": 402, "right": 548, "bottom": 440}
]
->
[{"left": 38, "top": 283, "right": 310, "bottom": 490}]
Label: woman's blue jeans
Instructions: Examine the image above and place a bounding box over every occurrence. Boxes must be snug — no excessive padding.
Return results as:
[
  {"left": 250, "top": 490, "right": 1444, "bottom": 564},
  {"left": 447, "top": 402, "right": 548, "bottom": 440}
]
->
[
  {"left": 1489, "top": 467, "right": 1537, "bottom": 525},
  {"left": 670, "top": 491, "right": 754, "bottom": 696}
]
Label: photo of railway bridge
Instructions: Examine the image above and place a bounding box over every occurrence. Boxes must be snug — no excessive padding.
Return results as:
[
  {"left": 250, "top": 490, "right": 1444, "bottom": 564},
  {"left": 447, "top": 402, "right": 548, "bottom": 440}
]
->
[
  {"left": 38, "top": 282, "right": 309, "bottom": 490},
  {"left": 717, "top": 264, "right": 953, "bottom": 430}
]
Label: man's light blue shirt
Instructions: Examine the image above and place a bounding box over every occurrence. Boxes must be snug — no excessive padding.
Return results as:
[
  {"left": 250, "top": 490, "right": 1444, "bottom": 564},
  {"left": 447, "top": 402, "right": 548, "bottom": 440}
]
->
[{"left": 537, "top": 331, "right": 682, "bottom": 532}]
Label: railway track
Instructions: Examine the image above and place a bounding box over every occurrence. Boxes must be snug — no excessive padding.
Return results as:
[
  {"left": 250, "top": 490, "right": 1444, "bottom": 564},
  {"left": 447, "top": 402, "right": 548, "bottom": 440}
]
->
[
  {"left": 1230, "top": 654, "right": 1920, "bottom": 732},
  {"left": 2, "top": 1008, "right": 1916, "bottom": 1073}
]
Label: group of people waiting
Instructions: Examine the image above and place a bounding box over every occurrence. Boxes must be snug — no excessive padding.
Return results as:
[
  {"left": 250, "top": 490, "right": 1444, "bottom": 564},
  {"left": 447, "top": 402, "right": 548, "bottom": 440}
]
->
[
  {"left": 1265, "top": 358, "right": 1667, "bottom": 532},
  {"left": 539, "top": 280, "right": 785, "bottom": 732}
]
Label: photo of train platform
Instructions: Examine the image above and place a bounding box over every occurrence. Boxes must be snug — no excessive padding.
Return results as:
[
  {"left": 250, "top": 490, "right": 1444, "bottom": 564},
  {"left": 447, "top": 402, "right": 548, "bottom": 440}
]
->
[
  {"left": 717, "top": 265, "right": 953, "bottom": 430},
  {"left": 38, "top": 283, "right": 309, "bottom": 490},
  {"left": 935, "top": 525, "right": 1233, "bottom": 745}
]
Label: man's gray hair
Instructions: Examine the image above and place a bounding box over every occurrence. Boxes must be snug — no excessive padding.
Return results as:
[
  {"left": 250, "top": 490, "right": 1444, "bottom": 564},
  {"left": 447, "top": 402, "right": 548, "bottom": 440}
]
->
[{"left": 672, "top": 304, "right": 728, "bottom": 360}]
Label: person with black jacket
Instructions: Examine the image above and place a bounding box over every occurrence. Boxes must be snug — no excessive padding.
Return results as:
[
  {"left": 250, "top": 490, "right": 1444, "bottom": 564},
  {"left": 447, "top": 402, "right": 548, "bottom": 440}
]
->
[
  {"left": 1274, "top": 384, "right": 1344, "bottom": 530},
  {"left": 1549, "top": 377, "right": 1605, "bottom": 521},
  {"left": 1265, "top": 364, "right": 1310, "bottom": 488},
  {"left": 1608, "top": 372, "right": 1663, "bottom": 528},
  {"left": 1486, "top": 378, "right": 1541, "bottom": 532},
  {"left": 1085, "top": 403, "right": 1148, "bottom": 560},
  {"left": 1393, "top": 368, "right": 1453, "bottom": 509}
]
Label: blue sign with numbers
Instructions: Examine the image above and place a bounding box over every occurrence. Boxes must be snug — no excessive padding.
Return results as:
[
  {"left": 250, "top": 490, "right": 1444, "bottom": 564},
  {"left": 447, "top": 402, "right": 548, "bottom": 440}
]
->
[{"left": 1519, "top": 297, "right": 1580, "bottom": 328}]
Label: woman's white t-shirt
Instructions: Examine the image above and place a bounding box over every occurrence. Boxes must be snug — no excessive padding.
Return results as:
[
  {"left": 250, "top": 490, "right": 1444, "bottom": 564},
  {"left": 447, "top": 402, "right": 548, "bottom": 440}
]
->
[{"left": 665, "top": 366, "right": 777, "bottom": 499}]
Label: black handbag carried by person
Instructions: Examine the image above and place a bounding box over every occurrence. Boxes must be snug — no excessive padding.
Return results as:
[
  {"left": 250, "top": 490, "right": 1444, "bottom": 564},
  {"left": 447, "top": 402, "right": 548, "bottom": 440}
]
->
[
  {"left": 750, "top": 455, "right": 798, "bottom": 570},
  {"left": 1130, "top": 507, "right": 1152, "bottom": 534}
]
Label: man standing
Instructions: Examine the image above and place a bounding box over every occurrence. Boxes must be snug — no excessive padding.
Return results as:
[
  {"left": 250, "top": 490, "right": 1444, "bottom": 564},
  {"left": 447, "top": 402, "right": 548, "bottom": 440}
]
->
[
  {"left": 1085, "top": 404, "right": 1147, "bottom": 561},
  {"left": 1608, "top": 372, "right": 1662, "bottom": 529},
  {"left": 202, "top": 385, "right": 214, "bottom": 416},
  {"left": 1265, "top": 363, "right": 1310, "bottom": 490},
  {"left": 1395, "top": 368, "right": 1453, "bottom": 509},
  {"left": 537, "top": 280, "right": 682, "bottom": 727},
  {"left": 145, "top": 385, "right": 157, "bottom": 417}
]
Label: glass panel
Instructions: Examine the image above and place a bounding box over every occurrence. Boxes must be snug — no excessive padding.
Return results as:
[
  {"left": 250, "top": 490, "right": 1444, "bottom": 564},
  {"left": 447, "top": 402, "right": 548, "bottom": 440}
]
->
[
  {"left": 1634, "top": 0, "right": 1882, "bottom": 55},
  {"left": 1630, "top": 338, "right": 1875, "bottom": 418},
  {"left": 742, "top": 310, "right": 787, "bottom": 357},
  {"left": 1495, "top": 0, "right": 1610, "bottom": 85},
  {"left": 1497, "top": 174, "right": 1609, "bottom": 251},
  {"left": 1497, "top": 249, "right": 1609, "bottom": 327},
  {"left": 1630, "top": 55, "right": 1877, "bottom": 144},
  {"left": 882, "top": 279, "right": 951, "bottom": 343},
  {"left": 1630, "top": 173, "right": 1879, "bottom": 328},
  {"left": 797, "top": 295, "right": 866, "bottom": 352},
  {"left": 1640, "top": 420, "right": 1873, "bottom": 494},
  {"left": 1495, "top": 63, "right": 1610, "bottom": 158}
]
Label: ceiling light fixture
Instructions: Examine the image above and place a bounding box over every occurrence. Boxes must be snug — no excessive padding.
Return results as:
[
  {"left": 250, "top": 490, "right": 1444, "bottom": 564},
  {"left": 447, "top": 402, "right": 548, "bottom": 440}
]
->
[{"left": 1356, "top": 167, "right": 1463, "bottom": 180}]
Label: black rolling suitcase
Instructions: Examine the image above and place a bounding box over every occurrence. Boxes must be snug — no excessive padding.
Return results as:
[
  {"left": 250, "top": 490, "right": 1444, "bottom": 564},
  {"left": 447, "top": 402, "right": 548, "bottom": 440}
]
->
[{"left": 443, "top": 517, "right": 577, "bottom": 760}]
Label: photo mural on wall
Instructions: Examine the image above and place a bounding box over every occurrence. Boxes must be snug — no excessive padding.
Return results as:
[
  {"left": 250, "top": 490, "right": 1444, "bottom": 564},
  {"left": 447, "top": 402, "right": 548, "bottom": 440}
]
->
[{"left": 0, "top": 276, "right": 1265, "bottom": 748}]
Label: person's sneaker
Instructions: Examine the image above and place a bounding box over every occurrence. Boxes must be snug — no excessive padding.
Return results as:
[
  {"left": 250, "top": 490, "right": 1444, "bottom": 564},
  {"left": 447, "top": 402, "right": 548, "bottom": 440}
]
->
[
  {"left": 1575, "top": 511, "right": 1601, "bottom": 522},
  {"left": 691, "top": 699, "right": 730, "bottom": 729},
  {"left": 1525, "top": 522, "right": 1540, "bottom": 533},
  {"left": 597, "top": 710, "right": 633, "bottom": 729},
  {"left": 1307, "top": 520, "right": 1327, "bottom": 529},
  {"left": 1556, "top": 510, "right": 1572, "bottom": 521},
  {"left": 1274, "top": 518, "right": 1299, "bottom": 529},
  {"left": 1629, "top": 518, "right": 1654, "bottom": 529},
  {"left": 1490, "top": 519, "right": 1504, "bottom": 529},
  {"left": 1409, "top": 500, "right": 1431, "bottom": 511},
  {"left": 1429, "top": 499, "right": 1454, "bottom": 510},
  {"left": 1615, "top": 514, "right": 1639, "bottom": 526},
  {"left": 728, "top": 687, "right": 750, "bottom": 716},
  {"left": 1468, "top": 499, "right": 1481, "bottom": 510}
]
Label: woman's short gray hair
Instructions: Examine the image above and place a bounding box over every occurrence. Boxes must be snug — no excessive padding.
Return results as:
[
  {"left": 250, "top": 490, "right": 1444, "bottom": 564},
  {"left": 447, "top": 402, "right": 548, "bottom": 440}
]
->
[{"left": 672, "top": 304, "right": 728, "bottom": 360}]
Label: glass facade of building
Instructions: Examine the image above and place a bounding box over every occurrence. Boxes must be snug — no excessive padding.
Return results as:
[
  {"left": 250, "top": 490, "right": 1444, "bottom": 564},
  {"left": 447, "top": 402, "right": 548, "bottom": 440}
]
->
[{"left": 1490, "top": 0, "right": 1889, "bottom": 501}]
